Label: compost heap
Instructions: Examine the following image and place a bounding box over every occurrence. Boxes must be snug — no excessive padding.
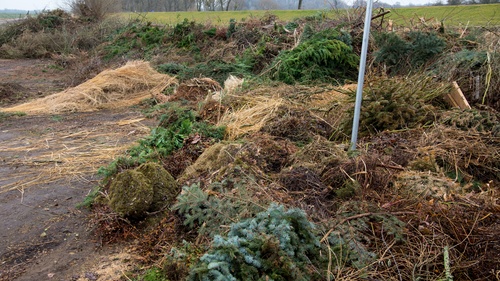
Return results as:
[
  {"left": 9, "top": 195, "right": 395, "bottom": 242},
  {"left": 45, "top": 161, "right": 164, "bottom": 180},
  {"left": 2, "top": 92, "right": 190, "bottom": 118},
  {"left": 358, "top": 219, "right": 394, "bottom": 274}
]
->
[{"left": 92, "top": 77, "right": 499, "bottom": 281}]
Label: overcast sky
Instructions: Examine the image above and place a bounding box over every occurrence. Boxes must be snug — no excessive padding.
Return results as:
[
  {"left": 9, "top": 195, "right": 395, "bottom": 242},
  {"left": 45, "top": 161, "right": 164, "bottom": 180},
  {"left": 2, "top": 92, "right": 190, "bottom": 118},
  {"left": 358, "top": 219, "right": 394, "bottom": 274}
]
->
[
  {"left": 0, "top": 0, "right": 63, "bottom": 11},
  {"left": 1, "top": 0, "right": 431, "bottom": 12}
]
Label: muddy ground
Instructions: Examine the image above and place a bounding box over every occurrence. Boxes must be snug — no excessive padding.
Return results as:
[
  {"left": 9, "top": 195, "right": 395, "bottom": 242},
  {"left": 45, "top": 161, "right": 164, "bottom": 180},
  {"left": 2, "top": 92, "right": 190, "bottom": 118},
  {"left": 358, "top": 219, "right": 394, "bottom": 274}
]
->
[{"left": 0, "top": 59, "right": 154, "bottom": 280}]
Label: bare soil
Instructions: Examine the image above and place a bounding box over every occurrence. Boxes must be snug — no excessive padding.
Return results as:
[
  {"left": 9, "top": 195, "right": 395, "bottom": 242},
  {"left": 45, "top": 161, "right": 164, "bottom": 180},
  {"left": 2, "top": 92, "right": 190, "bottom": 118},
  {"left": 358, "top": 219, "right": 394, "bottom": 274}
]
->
[{"left": 0, "top": 59, "right": 154, "bottom": 280}]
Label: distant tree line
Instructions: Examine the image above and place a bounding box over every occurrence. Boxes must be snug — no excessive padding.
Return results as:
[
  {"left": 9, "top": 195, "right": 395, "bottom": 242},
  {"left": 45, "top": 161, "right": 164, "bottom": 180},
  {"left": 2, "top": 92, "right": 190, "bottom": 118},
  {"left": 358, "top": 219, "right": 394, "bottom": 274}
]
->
[
  {"left": 120, "top": 0, "right": 352, "bottom": 12},
  {"left": 119, "top": 0, "right": 483, "bottom": 13},
  {"left": 1, "top": 9, "right": 31, "bottom": 13},
  {"left": 432, "top": 0, "right": 499, "bottom": 5},
  {"left": 451, "top": 0, "right": 499, "bottom": 4},
  {"left": 67, "top": 0, "right": 499, "bottom": 15}
]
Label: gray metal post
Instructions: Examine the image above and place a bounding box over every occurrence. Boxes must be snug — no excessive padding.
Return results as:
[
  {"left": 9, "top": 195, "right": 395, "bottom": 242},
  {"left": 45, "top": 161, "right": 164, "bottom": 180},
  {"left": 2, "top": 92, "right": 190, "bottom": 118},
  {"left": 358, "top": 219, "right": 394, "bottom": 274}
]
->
[{"left": 350, "top": 0, "right": 374, "bottom": 151}]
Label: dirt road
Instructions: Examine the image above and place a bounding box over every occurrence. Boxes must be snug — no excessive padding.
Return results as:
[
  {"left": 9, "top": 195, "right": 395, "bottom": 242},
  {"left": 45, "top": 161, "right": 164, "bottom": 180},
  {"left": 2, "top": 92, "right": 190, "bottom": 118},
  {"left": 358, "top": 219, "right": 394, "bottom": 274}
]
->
[{"left": 0, "top": 59, "right": 153, "bottom": 280}]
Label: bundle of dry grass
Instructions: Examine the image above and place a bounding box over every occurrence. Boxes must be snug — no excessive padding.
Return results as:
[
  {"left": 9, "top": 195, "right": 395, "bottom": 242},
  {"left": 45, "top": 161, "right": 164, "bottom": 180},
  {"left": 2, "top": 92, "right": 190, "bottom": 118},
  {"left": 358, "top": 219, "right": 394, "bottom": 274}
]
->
[
  {"left": 219, "top": 83, "right": 354, "bottom": 141},
  {"left": 1, "top": 61, "right": 177, "bottom": 114},
  {"left": 220, "top": 95, "right": 285, "bottom": 140},
  {"left": 416, "top": 125, "right": 500, "bottom": 183}
]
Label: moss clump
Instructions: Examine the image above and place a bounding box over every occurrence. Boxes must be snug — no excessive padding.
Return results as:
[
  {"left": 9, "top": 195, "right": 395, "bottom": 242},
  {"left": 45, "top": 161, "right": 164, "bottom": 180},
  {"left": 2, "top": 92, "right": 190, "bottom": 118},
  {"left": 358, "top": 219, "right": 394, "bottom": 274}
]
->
[
  {"left": 179, "top": 142, "right": 242, "bottom": 182},
  {"left": 136, "top": 162, "right": 179, "bottom": 211},
  {"left": 108, "top": 169, "right": 154, "bottom": 218}
]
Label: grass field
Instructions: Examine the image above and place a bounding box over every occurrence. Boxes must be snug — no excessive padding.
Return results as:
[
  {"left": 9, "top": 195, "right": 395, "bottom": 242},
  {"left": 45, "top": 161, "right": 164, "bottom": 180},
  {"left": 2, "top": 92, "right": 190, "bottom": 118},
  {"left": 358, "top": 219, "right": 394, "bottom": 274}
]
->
[
  {"left": 124, "top": 9, "right": 325, "bottom": 25},
  {"left": 387, "top": 4, "right": 500, "bottom": 27},
  {"left": 2, "top": 4, "right": 497, "bottom": 27},
  {"left": 123, "top": 3, "right": 499, "bottom": 27},
  {"left": 0, "top": 13, "right": 26, "bottom": 19}
]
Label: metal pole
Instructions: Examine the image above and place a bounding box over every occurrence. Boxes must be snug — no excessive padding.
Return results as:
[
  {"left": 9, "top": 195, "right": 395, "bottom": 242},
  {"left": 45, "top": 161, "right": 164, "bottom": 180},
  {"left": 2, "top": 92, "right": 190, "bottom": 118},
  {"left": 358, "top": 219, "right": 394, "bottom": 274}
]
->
[{"left": 350, "top": 0, "right": 374, "bottom": 151}]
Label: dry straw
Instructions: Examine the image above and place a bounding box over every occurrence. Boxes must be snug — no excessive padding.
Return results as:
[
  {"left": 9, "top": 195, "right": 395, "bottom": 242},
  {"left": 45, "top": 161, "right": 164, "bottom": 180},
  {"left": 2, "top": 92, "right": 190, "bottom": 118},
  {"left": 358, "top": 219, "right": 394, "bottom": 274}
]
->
[
  {"left": 220, "top": 95, "right": 285, "bottom": 140},
  {"left": 219, "top": 83, "right": 350, "bottom": 141},
  {"left": 1, "top": 61, "right": 177, "bottom": 114},
  {"left": 417, "top": 125, "right": 500, "bottom": 182},
  {"left": 0, "top": 117, "right": 151, "bottom": 194}
]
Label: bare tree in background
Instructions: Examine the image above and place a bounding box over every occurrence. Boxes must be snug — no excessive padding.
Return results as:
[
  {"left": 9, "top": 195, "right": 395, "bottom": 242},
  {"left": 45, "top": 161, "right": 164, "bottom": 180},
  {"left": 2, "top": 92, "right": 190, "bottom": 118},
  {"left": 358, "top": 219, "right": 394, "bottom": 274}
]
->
[
  {"left": 194, "top": 0, "right": 202, "bottom": 11},
  {"left": 217, "top": 0, "right": 232, "bottom": 10},
  {"left": 67, "top": 0, "right": 122, "bottom": 21},
  {"left": 298, "top": 0, "right": 303, "bottom": 9},
  {"left": 118, "top": 0, "right": 340, "bottom": 12},
  {"left": 230, "top": 0, "right": 245, "bottom": 9},
  {"left": 204, "top": 0, "right": 216, "bottom": 10}
]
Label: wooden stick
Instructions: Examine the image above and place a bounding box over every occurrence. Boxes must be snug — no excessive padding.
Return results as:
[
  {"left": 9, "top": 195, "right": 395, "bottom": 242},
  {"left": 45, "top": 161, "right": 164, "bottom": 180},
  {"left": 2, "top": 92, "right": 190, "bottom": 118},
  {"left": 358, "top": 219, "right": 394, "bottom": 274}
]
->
[{"left": 376, "top": 163, "right": 405, "bottom": 171}]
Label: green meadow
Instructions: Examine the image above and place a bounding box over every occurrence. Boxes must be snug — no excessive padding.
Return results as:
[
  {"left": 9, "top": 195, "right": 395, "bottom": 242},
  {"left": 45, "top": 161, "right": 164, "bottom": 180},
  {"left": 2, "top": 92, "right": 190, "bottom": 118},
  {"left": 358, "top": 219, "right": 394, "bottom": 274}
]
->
[
  {"left": 0, "top": 13, "right": 25, "bottom": 19},
  {"left": 122, "top": 3, "right": 499, "bottom": 27},
  {"left": 2, "top": 4, "right": 497, "bottom": 27},
  {"left": 387, "top": 4, "right": 500, "bottom": 27},
  {"left": 123, "top": 9, "right": 325, "bottom": 25}
]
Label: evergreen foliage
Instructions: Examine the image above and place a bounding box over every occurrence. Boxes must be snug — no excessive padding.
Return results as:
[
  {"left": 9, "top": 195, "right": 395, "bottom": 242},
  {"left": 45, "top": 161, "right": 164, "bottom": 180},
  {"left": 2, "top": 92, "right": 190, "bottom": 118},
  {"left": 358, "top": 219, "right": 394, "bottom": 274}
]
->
[
  {"left": 374, "top": 31, "right": 446, "bottom": 74},
  {"left": 172, "top": 183, "right": 208, "bottom": 228},
  {"left": 407, "top": 31, "right": 446, "bottom": 68},
  {"left": 104, "top": 21, "right": 167, "bottom": 59},
  {"left": 173, "top": 180, "right": 266, "bottom": 237},
  {"left": 164, "top": 241, "right": 205, "bottom": 280},
  {"left": 271, "top": 39, "right": 359, "bottom": 84},
  {"left": 236, "top": 35, "right": 277, "bottom": 74},
  {"left": 171, "top": 19, "right": 201, "bottom": 48},
  {"left": 157, "top": 60, "right": 251, "bottom": 85},
  {"left": 300, "top": 24, "right": 316, "bottom": 42},
  {"left": 188, "top": 204, "right": 321, "bottom": 281},
  {"left": 327, "top": 224, "right": 377, "bottom": 269},
  {"left": 440, "top": 108, "right": 500, "bottom": 136},
  {"left": 300, "top": 26, "right": 352, "bottom": 47},
  {"left": 433, "top": 49, "right": 500, "bottom": 110},
  {"left": 77, "top": 185, "right": 101, "bottom": 208},
  {"left": 373, "top": 32, "right": 410, "bottom": 72},
  {"left": 104, "top": 19, "right": 208, "bottom": 60},
  {"left": 453, "top": 49, "right": 488, "bottom": 69},
  {"left": 135, "top": 267, "right": 169, "bottom": 281},
  {"left": 432, "top": 49, "right": 488, "bottom": 86},
  {"left": 227, "top": 19, "right": 237, "bottom": 38},
  {"left": 98, "top": 106, "right": 225, "bottom": 181},
  {"left": 326, "top": 203, "right": 406, "bottom": 270},
  {"left": 340, "top": 75, "right": 449, "bottom": 137}
]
